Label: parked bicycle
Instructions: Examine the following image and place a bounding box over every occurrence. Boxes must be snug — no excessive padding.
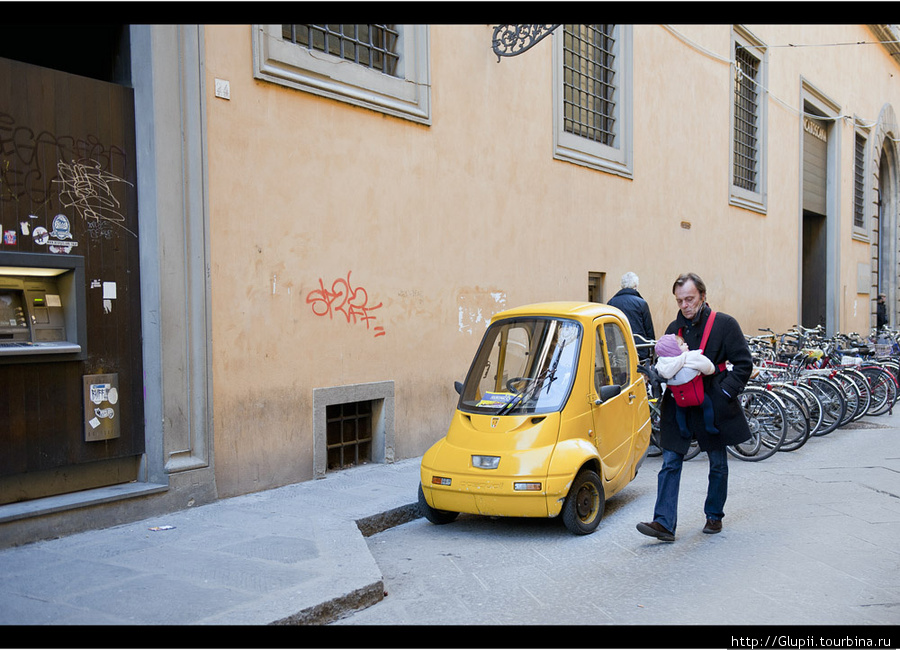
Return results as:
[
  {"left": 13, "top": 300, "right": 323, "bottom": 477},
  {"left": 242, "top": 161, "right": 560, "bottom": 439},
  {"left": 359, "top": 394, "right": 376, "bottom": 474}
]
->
[{"left": 632, "top": 319, "right": 900, "bottom": 464}]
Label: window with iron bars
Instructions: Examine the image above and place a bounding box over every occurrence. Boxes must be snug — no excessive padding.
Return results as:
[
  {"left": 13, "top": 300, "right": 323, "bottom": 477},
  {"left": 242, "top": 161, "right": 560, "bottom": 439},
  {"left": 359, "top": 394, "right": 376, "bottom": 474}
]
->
[
  {"left": 733, "top": 44, "right": 760, "bottom": 193},
  {"left": 254, "top": 24, "right": 430, "bottom": 125},
  {"left": 562, "top": 24, "right": 617, "bottom": 148},
  {"left": 853, "top": 131, "right": 867, "bottom": 230},
  {"left": 282, "top": 24, "right": 400, "bottom": 77},
  {"left": 326, "top": 400, "right": 373, "bottom": 471}
]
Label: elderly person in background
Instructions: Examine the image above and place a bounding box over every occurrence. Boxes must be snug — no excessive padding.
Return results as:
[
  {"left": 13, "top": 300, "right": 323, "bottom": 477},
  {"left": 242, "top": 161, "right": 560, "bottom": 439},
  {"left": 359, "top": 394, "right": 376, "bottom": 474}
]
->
[{"left": 607, "top": 271, "right": 655, "bottom": 359}]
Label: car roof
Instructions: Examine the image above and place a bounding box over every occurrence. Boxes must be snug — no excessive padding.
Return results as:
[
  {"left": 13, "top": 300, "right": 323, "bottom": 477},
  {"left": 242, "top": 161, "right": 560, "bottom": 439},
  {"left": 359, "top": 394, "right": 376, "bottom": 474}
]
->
[{"left": 491, "top": 301, "right": 625, "bottom": 324}]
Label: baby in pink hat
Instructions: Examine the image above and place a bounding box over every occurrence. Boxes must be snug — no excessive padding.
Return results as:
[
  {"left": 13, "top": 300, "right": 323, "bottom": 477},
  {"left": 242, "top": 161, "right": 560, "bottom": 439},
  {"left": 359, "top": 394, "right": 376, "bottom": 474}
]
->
[{"left": 654, "top": 334, "right": 718, "bottom": 438}]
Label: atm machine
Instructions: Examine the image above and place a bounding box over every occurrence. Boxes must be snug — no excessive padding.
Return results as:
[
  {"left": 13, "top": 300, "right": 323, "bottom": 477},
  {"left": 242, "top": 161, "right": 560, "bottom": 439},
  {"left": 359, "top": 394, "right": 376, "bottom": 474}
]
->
[
  {"left": 0, "top": 252, "right": 123, "bottom": 447},
  {"left": 0, "top": 252, "right": 86, "bottom": 362}
]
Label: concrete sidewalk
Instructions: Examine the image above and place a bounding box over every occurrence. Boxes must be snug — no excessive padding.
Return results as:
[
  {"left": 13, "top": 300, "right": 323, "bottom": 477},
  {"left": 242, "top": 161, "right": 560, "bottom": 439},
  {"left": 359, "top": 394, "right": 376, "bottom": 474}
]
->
[
  {"left": 3, "top": 408, "right": 900, "bottom": 627},
  {"left": 0, "top": 457, "right": 423, "bottom": 625}
]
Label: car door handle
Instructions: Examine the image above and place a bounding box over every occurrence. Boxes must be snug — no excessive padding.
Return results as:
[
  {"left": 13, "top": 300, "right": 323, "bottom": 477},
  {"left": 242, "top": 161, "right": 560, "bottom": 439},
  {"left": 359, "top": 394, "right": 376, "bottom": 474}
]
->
[{"left": 628, "top": 392, "right": 636, "bottom": 402}]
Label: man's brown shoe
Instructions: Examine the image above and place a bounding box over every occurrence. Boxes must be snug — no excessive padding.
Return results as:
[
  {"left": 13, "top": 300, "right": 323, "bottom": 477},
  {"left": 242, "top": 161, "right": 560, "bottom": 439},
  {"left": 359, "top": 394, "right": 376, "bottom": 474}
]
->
[
  {"left": 636, "top": 521, "right": 675, "bottom": 542},
  {"left": 703, "top": 518, "right": 722, "bottom": 534}
]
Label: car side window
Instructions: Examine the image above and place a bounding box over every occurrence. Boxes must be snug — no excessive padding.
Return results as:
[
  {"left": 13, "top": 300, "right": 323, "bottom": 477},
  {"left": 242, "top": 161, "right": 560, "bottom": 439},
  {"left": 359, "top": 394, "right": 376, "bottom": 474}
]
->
[
  {"left": 604, "top": 322, "right": 631, "bottom": 387},
  {"left": 594, "top": 327, "right": 612, "bottom": 390}
]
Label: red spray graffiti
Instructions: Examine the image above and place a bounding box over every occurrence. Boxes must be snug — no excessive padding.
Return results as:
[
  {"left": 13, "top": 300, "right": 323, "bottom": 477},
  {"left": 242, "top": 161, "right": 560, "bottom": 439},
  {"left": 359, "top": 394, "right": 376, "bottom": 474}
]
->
[{"left": 306, "top": 271, "right": 385, "bottom": 337}]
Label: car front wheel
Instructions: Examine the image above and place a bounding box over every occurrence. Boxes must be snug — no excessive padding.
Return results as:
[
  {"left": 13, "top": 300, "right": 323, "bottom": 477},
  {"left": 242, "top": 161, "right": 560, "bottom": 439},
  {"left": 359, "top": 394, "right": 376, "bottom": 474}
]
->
[
  {"left": 561, "top": 469, "right": 604, "bottom": 535},
  {"left": 418, "top": 483, "right": 459, "bottom": 525}
]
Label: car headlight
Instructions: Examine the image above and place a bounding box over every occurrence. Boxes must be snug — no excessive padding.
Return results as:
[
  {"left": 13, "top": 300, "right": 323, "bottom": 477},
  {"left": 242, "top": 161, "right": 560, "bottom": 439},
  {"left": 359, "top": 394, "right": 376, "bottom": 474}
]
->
[{"left": 471, "top": 455, "right": 500, "bottom": 469}]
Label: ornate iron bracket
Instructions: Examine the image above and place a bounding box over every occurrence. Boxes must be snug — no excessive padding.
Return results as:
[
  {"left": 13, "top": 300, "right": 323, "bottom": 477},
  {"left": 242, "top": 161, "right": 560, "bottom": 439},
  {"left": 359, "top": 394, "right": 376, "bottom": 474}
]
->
[{"left": 492, "top": 24, "right": 561, "bottom": 62}]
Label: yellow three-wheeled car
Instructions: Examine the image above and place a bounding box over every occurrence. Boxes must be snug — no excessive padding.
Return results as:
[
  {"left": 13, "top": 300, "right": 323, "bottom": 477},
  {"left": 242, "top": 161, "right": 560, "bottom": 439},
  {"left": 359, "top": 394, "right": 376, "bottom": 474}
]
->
[{"left": 419, "top": 302, "right": 652, "bottom": 534}]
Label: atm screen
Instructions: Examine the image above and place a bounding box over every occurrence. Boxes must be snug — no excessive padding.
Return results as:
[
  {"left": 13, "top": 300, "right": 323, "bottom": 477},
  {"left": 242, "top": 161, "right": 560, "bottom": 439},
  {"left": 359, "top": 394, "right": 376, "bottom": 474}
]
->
[{"left": 0, "top": 289, "right": 28, "bottom": 331}]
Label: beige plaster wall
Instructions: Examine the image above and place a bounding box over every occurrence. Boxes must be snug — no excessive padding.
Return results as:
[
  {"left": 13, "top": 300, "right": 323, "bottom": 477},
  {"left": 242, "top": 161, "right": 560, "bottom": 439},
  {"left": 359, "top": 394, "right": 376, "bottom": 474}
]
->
[{"left": 203, "top": 24, "right": 900, "bottom": 497}]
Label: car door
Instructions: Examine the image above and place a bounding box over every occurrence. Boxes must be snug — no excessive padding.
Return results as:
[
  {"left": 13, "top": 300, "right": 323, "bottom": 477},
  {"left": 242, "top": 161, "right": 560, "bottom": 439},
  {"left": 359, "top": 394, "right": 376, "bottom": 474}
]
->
[{"left": 590, "top": 317, "right": 640, "bottom": 483}]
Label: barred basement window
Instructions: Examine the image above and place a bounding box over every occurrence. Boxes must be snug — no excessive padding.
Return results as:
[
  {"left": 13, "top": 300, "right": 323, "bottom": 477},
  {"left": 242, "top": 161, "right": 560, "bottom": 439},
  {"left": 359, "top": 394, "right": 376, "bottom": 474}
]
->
[
  {"left": 282, "top": 24, "right": 400, "bottom": 77},
  {"left": 563, "top": 24, "right": 617, "bottom": 147},
  {"left": 853, "top": 132, "right": 866, "bottom": 230},
  {"left": 733, "top": 44, "right": 760, "bottom": 192},
  {"left": 326, "top": 400, "right": 373, "bottom": 470}
]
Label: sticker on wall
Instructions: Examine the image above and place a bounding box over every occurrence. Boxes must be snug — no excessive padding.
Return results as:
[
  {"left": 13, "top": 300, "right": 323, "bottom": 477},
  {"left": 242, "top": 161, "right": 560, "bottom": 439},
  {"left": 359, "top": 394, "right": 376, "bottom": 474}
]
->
[
  {"left": 90, "top": 382, "right": 112, "bottom": 404},
  {"left": 48, "top": 240, "right": 78, "bottom": 254},
  {"left": 84, "top": 373, "right": 120, "bottom": 442},
  {"left": 19, "top": 221, "right": 30, "bottom": 236},
  {"left": 32, "top": 226, "right": 49, "bottom": 246},
  {"left": 3, "top": 230, "right": 16, "bottom": 245},
  {"left": 51, "top": 214, "right": 72, "bottom": 240},
  {"left": 47, "top": 214, "right": 78, "bottom": 254},
  {"left": 93, "top": 407, "right": 115, "bottom": 420},
  {"left": 103, "top": 281, "right": 116, "bottom": 314}
]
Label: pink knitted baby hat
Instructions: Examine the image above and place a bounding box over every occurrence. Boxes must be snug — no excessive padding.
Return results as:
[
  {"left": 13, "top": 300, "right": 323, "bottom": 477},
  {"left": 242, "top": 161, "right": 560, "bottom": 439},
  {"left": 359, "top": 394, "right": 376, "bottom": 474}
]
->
[{"left": 655, "top": 334, "right": 683, "bottom": 357}]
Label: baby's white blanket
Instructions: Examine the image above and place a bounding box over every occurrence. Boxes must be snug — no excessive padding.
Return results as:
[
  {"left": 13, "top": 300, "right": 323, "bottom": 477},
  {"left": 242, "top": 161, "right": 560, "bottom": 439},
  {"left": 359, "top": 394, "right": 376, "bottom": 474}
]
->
[{"left": 655, "top": 350, "right": 715, "bottom": 386}]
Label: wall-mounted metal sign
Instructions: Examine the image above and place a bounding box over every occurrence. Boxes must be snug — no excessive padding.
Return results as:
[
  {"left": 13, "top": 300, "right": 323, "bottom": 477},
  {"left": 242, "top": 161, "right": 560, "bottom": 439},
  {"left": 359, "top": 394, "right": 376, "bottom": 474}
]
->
[
  {"left": 84, "top": 373, "right": 120, "bottom": 441},
  {"left": 492, "top": 24, "right": 561, "bottom": 61}
]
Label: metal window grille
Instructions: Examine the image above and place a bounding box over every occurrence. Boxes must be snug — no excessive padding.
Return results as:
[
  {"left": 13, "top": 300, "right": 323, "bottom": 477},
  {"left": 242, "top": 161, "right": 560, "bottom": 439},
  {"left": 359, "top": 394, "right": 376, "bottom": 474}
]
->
[
  {"left": 282, "top": 24, "right": 400, "bottom": 77},
  {"left": 562, "top": 24, "right": 617, "bottom": 147},
  {"left": 326, "top": 400, "right": 373, "bottom": 471},
  {"left": 853, "top": 132, "right": 866, "bottom": 229},
  {"left": 733, "top": 45, "right": 760, "bottom": 192}
]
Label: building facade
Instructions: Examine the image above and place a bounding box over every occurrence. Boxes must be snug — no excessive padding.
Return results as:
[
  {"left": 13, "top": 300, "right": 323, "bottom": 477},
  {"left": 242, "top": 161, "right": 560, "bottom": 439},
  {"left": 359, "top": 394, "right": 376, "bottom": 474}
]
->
[{"left": 1, "top": 24, "right": 899, "bottom": 547}]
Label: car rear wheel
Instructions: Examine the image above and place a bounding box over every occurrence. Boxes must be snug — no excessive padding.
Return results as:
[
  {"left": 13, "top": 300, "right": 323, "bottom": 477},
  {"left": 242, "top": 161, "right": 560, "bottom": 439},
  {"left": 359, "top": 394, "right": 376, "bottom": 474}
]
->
[
  {"left": 418, "top": 483, "right": 459, "bottom": 525},
  {"left": 561, "top": 469, "right": 604, "bottom": 535}
]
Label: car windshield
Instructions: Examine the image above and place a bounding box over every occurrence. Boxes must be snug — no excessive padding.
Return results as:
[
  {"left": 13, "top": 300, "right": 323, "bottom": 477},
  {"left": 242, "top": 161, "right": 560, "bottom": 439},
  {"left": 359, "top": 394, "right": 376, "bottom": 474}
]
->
[{"left": 458, "top": 317, "right": 581, "bottom": 415}]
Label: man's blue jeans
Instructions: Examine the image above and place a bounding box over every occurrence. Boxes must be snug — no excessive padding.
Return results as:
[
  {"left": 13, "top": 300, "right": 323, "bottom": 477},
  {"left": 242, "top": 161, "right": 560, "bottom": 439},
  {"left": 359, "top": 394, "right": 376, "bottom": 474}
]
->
[{"left": 653, "top": 446, "right": 728, "bottom": 533}]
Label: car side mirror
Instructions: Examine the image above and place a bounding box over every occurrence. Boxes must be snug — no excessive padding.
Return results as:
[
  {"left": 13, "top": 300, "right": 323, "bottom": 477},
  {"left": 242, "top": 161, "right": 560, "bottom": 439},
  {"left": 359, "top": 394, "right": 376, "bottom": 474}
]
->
[
  {"left": 595, "top": 384, "right": 621, "bottom": 404},
  {"left": 454, "top": 381, "right": 463, "bottom": 395}
]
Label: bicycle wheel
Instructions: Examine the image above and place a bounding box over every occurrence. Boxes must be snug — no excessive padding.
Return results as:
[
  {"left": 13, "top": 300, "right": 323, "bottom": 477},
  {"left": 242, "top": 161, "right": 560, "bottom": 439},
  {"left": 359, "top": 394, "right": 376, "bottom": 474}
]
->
[
  {"left": 831, "top": 370, "right": 864, "bottom": 424},
  {"left": 860, "top": 364, "right": 897, "bottom": 416},
  {"left": 838, "top": 368, "right": 871, "bottom": 421},
  {"left": 771, "top": 386, "right": 811, "bottom": 452},
  {"left": 728, "top": 387, "right": 787, "bottom": 461},
  {"left": 790, "top": 381, "right": 824, "bottom": 436},
  {"left": 804, "top": 375, "right": 846, "bottom": 436},
  {"left": 877, "top": 357, "right": 900, "bottom": 390}
]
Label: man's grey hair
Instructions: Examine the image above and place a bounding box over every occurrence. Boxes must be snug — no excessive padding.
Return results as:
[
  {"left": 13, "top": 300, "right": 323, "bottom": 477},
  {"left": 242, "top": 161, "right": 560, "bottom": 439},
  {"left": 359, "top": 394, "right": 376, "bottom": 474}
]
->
[{"left": 621, "top": 272, "right": 639, "bottom": 290}]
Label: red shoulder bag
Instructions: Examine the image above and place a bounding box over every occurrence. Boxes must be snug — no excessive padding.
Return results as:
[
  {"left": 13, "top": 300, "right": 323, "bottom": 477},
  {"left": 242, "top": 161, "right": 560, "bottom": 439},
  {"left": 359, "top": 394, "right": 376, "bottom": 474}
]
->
[{"left": 669, "top": 311, "right": 717, "bottom": 408}]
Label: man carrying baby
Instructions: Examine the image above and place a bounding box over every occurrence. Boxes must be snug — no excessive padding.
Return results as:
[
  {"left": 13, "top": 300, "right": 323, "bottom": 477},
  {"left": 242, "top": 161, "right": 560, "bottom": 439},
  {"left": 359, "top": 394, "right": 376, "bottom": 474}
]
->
[{"left": 637, "top": 272, "right": 753, "bottom": 542}]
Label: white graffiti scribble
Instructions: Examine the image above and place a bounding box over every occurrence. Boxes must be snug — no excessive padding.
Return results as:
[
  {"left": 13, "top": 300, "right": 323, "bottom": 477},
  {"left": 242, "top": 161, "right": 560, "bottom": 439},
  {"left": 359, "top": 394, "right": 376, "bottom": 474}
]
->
[{"left": 54, "top": 159, "right": 135, "bottom": 236}]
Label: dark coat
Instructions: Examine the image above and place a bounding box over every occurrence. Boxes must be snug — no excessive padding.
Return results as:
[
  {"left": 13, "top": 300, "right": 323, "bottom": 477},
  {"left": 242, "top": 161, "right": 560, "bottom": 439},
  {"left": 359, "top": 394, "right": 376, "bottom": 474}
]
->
[
  {"left": 877, "top": 300, "right": 887, "bottom": 328},
  {"left": 607, "top": 288, "right": 655, "bottom": 357},
  {"left": 659, "top": 303, "right": 752, "bottom": 453}
]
